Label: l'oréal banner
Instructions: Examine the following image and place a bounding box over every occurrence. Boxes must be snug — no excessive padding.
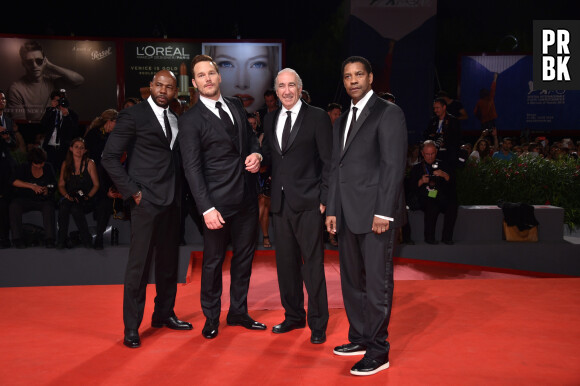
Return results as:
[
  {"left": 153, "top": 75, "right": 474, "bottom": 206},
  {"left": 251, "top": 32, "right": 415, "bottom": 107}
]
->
[
  {"left": 348, "top": 0, "right": 437, "bottom": 143},
  {"left": 460, "top": 55, "right": 580, "bottom": 133},
  {"left": 123, "top": 41, "right": 202, "bottom": 103},
  {"left": 0, "top": 37, "right": 117, "bottom": 123}
]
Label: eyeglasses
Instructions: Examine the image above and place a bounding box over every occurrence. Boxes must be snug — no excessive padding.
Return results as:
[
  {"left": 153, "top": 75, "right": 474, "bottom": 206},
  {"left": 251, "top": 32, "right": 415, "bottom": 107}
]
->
[{"left": 25, "top": 58, "right": 44, "bottom": 66}]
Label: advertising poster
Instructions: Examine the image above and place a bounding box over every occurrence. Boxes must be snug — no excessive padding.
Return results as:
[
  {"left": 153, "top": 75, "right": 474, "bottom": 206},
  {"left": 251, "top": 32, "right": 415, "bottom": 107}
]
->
[
  {"left": 460, "top": 55, "right": 580, "bottom": 133},
  {"left": 123, "top": 41, "right": 202, "bottom": 106},
  {"left": 202, "top": 42, "right": 282, "bottom": 113},
  {"left": 0, "top": 37, "right": 117, "bottom": 124}
]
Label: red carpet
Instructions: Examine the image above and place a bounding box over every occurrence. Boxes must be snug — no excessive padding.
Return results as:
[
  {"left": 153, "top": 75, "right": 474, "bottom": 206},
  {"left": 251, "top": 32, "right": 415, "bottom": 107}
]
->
[{"left": 1, "top": 251, "right": 579, "bottom": 385}]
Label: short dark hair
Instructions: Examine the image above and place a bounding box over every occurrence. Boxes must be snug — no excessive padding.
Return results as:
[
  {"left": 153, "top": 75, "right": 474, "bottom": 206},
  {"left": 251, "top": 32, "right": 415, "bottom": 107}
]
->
[
  {"left": 264, "top": 89, "right": 277, "bottom": 98},
  {"left": 433, "top": 97, "right": 447, "bottom": 107},
  {"left": 436, "top": 91, "right": 449, "bottom": 99},
  {"left": 19, "top": 41, "right": 44, "bottom": 60},
  {"left": 191, "top": 54, "right": 219, "bottom": 76},
  {"left": 50, "top": 90, "right": 62, "bottom": 100},
  {"left": 326, "top": 102, "right": 342, "bottom": 112},
  {"left": 341, "top": 56, "right": 372, "bottom": 75},
  {"left": 378, "top": 92, "right": 395, "bottom": 103},
  {"left": 28, "top": 147, "right": 47, "bottom": 164}
]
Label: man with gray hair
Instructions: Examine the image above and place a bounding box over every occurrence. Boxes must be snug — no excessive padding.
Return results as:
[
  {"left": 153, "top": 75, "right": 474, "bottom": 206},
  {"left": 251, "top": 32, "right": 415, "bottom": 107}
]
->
[{"left": 262, "top": 68, "right": 332, "bottom": 344}]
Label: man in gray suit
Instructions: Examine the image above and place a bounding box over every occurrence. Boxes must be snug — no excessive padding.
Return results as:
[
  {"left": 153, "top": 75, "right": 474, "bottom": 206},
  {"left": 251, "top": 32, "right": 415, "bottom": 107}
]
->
[
  {"left": 102, "top": 70, "right": 192, "bottom": 349},
  {"left": 326, "top": 56, "right": 407, "bottom": 376}
]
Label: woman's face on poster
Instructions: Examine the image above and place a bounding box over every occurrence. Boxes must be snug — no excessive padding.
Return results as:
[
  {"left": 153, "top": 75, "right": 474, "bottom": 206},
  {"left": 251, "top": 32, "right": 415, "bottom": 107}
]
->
[{"left": 213, "top": 45, "right": 273, "bottom": 113}]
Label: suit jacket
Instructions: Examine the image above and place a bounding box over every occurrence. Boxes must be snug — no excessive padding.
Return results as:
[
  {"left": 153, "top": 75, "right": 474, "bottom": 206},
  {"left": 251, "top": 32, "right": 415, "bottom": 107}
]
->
[
  {"left": 178, "top": 96, "right": 261, "bottom": 217},
  {"left": 423, "top": 112, "right": 461, "bottom": 164},
  {"left": 40, "top": 107, "right": 79, "bottom": 148},
  {"left": 327, "top": 93, "right": 407, "bottom": 234},
  {"left": 262, "top": 102, "right": 332, "bottom": 213},
  {"left": 101, "top": 101, "right": 181, "bottom": 207}
]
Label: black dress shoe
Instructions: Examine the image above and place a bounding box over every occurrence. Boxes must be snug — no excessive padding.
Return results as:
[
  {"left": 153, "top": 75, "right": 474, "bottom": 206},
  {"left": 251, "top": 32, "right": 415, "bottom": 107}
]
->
[
  {"left": 202, "top": 318, "right": 219, "bottom": 339},
  {"left": 151, "top": 315, "right": 193, "bottom": 330},
  {"left": 310, "top": 330, "right": 326, "bottom": 344},
  {"left": 272, "top": 319, "right": 306, "bottom": 334},
  {"left": 350, "top": 356, "right": 389, "bottom": 376},
  {"left": 442, "top": 239, "right": 455, "bottom": 245},
  {"left": 94, "top": 236, "right": 104, "bottom": 250},
  {"left": 123, "top": 329, "right": 141, "bottom": 348},
  {"left": 425, "top": 239, "right": 439, "bottom": 245},
  {"left": 45, "top": 238, "right": 55, "bottom": 248},
  {"left": 333, "top": 343, "right": 367, "bottom": 356},
  {"left": 12, "top": 239, "right": 26, "bottom": 249},
  {"left": 226, "top": 314, "right": 267, "bottom": 330}
]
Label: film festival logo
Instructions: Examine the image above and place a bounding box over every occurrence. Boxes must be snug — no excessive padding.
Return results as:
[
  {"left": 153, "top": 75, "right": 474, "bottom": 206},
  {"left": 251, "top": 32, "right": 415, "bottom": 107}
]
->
[{"left": 533, "top": 20, "right": 580, "bottom": 90}]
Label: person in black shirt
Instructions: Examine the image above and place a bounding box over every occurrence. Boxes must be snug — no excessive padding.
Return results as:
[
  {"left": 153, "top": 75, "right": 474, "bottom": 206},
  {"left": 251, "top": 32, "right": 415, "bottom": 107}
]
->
[{"left": 8, "top": 147, "right": 57, "bottom": 248}]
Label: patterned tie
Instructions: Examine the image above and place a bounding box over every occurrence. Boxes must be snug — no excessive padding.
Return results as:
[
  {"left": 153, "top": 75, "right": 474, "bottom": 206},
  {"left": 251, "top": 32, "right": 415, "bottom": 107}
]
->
[
  {"left": 344, "top": 107, "right": 357, "bottom": 147},
  {"left": 281, "top": 111, "right": 292, "bottom": 152},
  {"left": 163, "top": 110, "right": 172, "bottom": 143}
]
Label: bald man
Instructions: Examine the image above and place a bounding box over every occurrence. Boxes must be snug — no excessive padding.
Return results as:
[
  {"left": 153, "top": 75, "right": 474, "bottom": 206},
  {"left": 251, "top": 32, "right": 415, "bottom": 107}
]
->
[{"left": 102, "top": 70, "right": 192, "bottom": 349}]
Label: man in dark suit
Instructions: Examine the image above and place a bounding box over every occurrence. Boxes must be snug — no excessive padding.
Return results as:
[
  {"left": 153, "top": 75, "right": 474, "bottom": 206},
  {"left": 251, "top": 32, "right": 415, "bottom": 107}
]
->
[
  {"left": 423, "top": 97, "right": 461, "bottom": 168},
  {"left": 41, "top": 90, "right": 79, "bottom": 170},
  {"left": 102, "top": 70, "right": 192, "bottom": 349},
  {"left": 261, "top": 68, "right": 332, "bottom": 344},
  {"left": 326, "top": 56, "right": 407, "bottom": 376},
  {"left": 408, "top": 140, "right": 457, "bottom": 245},
  {"left": 178, "top": 55, "right": 266, "bottom": 340}
]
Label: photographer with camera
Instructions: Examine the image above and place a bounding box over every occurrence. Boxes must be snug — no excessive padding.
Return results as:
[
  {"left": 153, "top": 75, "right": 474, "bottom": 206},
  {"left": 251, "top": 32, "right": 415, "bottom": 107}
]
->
[
  {"left": 41, "top": 89, "right": 80, "bottom": 171},
  {"left": 408, "top": 140, "right": 457, "bottom": 245},
  {"left": 8, "top": 147, "right": 57, "bottom": 248},
  {"left": 423, "top": 97, "right": 461, "bottom": 169},
  {"left": 56, "top": 137, "right": 99, "bottom": 249}
]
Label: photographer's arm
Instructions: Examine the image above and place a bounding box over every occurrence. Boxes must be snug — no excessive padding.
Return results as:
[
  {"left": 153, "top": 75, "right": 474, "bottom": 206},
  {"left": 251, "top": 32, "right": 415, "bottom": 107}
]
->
[
  {"left": 58, "top": 163, "right": 74, "bottom": 201},
  {"left": 12, "top": 179, "right": 44, "bottom": 194},
  {"left": 86, "top": 160, "right": 99, "bottom": 199}
]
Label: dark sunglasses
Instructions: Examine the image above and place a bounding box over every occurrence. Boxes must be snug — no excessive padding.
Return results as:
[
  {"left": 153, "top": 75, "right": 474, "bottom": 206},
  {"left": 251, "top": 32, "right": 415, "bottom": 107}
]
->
[{"left": 25, "top": 58, "right": 44, "bottom": 66}]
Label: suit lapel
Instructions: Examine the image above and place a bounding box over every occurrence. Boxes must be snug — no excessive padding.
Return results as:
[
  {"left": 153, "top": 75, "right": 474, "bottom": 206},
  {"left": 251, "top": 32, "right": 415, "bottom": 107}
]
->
[
  {"left": 271, "top": 109, "right": 283, "bottom": 155},
  {"left": 197, "top": 100, "right": 238, "bottom": 152},
  {"left": 224, "top": 97, "right": 243, "bottom": 154},
  {"left": 284, "top": 103, "right": 307, "bottom": 153},
  {"left": 143, "top": 103, "right": 171, "bottom": 149},
  {"left": 342, "top": 93, "right": 377, "bottom": 156}
]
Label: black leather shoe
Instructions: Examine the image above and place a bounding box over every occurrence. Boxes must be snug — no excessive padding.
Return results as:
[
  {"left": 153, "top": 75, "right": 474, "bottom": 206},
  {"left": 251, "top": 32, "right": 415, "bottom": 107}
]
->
[
  {"left": 350, "top": 356, "right": 389, "bottom": 376},
  {"left": 442, "top": 239, "right": 455, "bottom": 245},
  {"left": 45, "top": 238, "right": 55, "bottom": 248},
  {"left": 202, "top": 318, "right": 219, "bottom": 339},
  {"left": 151, "top": 315, "right": 193, "bottom": 330},
  {"left": 272, "top": 319, "right": 306, "bottom": 334},
  {"left": 425, "top": 239, "right": 439, "bottom": 245},
  {"left": 12, "top": 239, "right": 26, "bottom": 249},
  {"left": 94, "top": 236, "right": 104, "bottom": 250},
  {"left": 310, "top": 330, "right": 326, "bottom": 344},
  {"left": 226, "top": 314, "right": 267, "bottom": 330},
  {"left": 123, "top": 329, "right": 141, "bottom": 348},
  {"left": 333, "top": 343, "right": 367, "bottom": 356}
]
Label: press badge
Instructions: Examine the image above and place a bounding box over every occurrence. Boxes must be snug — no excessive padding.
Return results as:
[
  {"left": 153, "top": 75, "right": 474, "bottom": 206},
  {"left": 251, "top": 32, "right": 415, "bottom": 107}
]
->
[{"left": 427, "top": 188, "right": 438, "bottom": 198}]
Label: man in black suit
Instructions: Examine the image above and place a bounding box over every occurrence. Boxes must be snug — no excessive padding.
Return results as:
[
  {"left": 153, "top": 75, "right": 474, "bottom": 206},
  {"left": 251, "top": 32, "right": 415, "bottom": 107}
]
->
[
  {"left": 179, "top": 55, "right": 266, "bottom": 340},
  {"left": 102, "top": 70, "right": 192, "bottom": 349},
  {"left": 423, "top": 97, "right": 461, "bottom": 168},
  {"left": 408, "top": 140, "right": 457, "bottom": 245},
  {"left": 326, "top": 56, "right": 407, "bottom": 376},
  {"left": 261, "top": 68, "right": 331, "bottom": 344}
]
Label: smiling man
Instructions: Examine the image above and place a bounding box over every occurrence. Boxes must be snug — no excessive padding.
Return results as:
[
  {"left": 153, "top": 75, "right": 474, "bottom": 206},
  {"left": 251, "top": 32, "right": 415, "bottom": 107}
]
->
[
  {"left": 102, "top": 70, "right": 192, "bottom": 349},
  {"left": 261, "top": 68, "right": 332, "bottom": 344},
  {"left": 326, "top": 56, "right": 407, "bottom": 376},
  {"left": 179, "top": 55, "right": 266, "bottom": 340}
]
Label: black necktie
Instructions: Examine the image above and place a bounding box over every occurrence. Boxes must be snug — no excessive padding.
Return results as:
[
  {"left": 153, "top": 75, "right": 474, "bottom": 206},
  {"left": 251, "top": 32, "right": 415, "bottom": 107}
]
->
[
  {"left": 215, "top": 101, "right": 236, "bottom": 138},
  {"left": 344, "top": 107, "right": 357, "bottom": 147},
  {"left": 281, "top": 111, "right": 292, "bottom": 152},
  {"left": 163, "top": 110, "right": 172, "bottom": 143}
]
